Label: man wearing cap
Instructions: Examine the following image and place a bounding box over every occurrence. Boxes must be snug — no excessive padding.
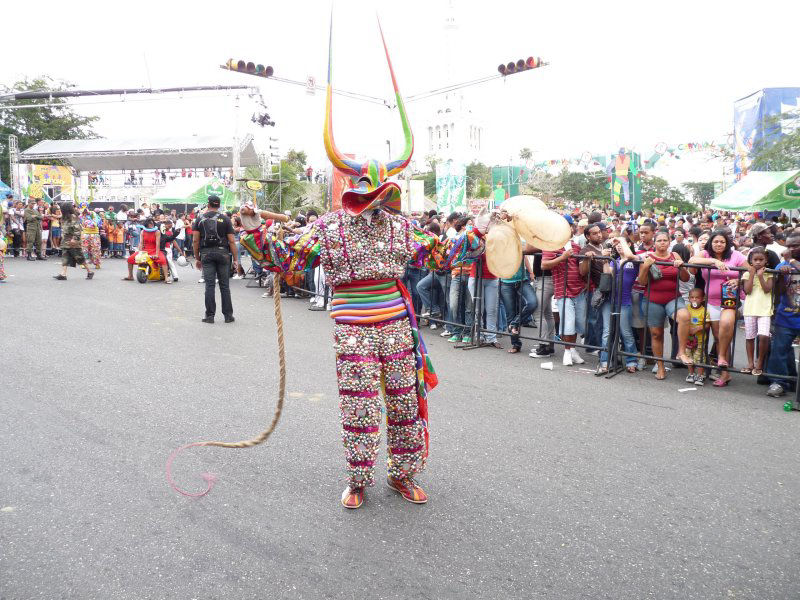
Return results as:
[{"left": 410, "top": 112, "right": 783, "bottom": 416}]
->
[
  {"left": 192, "top": 195, "right": 238, "bottom": 324},
  {"left": 748, "top": 223, "right": 781, "bottom": 268},
  {"left": 23, "top": 198, "right": 45, "bottom": 261}
]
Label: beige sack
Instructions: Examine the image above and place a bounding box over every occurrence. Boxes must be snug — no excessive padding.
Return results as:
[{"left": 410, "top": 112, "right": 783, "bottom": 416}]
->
[{"left": 485, "top": 221, "right": 522, "bottom": 279}]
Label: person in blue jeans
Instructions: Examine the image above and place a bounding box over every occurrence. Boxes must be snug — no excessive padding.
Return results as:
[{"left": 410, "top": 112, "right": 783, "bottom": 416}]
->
[
  {"left": 499, "top": 260, "right": 538, "bottom": 353},
  {"left": 606, "top": 237, "right": 640, "bottom": 373},
  {"left": 468, "top": 256, "right": 501, "bottom": 348},
  {"left": 766, "top": 233, "right": 800, "bottom": 397},
  {"left": 447, "top": 269, "right": 472, "bottom": 342}
]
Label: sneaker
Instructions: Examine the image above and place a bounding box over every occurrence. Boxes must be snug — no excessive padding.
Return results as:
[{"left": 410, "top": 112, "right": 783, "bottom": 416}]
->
[
  {"left": 448, "top": 334, "right": 461, "bottom": 343},
  {"left": 86, "top": 271, "right": 94, "bottom": 280},
  {"left": 694, "top": 375, "right": 705, "bottom": 386},
  {"left": 767, "top": 383, "right": 786, "bottom": 397},
  {"left": 387, "top": 477, "right": 428, "bottom": 504},
  {"left": 198, "top": 277, "right": 205, "bottom": 283},
  {"left": 232, "top": 274, "right": 242, "bottom": 280},
  {"left": 529, "top": 344, "right": 554, "bottom": 358},
  {"left": 224, "top": 316, "right": 235, "bottom": 323},
  {"left": 439, "top": 330, "right": 451, "bottom": 338},
  {"left": 461, "top": 336, "right": 472, "bottom": 344},
  {"left": 586, "top": 349, "right": 600, "bottom": 356},
  {"left": 563, "top": 350, "right": 573, "bottom": 366},
  {"left": 430, "top": 323, "right": 438, "bottom": 330},
  {"left": 570, "top": 348, "right": 585, "bottom": 364},
  {"left": 637, "top": 358, "right": 646, "bottom": 371},
  {"left": 652, "top": 364, "right": 672, "bottom": 374},
  {"left": 201, "top": 316, "right": 214, "bottom": 324},
  {"left": 595, "top": 363, "right": 608, "bottom": 376},
  {"left": 53, "top": 274, "right": 67, "bottom": 280},
  {"left": 341, "top": 486, "right": 364, "bottom": 509},
  {"left": 685, "top": 374, "right": 695, "bottom": 383}
]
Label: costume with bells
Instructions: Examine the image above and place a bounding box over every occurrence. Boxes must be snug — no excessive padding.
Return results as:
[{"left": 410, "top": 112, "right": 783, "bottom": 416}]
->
[{"left": 165, "top": 16, "right": 571, "bottom": 508}]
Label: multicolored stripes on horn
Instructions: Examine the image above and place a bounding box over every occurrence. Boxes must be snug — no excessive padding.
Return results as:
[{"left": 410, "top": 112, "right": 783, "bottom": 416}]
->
[
  {"left": 323, "top": 13, "right": 362, "bottom": 177},
  {"left": 378, "top": 17, "right": 413, "bottom": 177}
]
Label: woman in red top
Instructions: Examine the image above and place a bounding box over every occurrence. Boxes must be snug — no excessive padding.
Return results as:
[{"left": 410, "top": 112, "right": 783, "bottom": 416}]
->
[
  {"left": 122, "top": 218, "right": 167, "bottom": 281},
  {"left": 637, "top": 230, "right": 692, "bottom": 380}
]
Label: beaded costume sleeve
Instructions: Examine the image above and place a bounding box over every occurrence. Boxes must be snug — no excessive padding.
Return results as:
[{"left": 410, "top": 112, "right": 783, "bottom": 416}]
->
[
  {"left": 409, "top": 227, "right": 485, "bottom": 271},
  {"left": 262, "top": 225, "right": 322, "bottom": 272}
]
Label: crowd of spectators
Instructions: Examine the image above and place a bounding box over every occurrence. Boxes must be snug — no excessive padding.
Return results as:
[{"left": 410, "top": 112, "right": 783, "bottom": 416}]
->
[{"left": 396, "top": 205, "right": 800, "bottom": 402}]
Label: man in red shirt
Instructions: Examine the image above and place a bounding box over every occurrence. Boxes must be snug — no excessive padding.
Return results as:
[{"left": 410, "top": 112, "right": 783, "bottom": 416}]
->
[{"left": 542, "top": 215, "right": 588, "bottom": 366}]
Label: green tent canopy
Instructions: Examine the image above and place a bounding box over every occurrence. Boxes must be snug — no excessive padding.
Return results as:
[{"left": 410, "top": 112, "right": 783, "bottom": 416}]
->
[
  {"left": 151, "top": 177, "right": 239, "bottom": 208},
  {"left": 710, "top": 170, "right": 800, "bottom": 212}
]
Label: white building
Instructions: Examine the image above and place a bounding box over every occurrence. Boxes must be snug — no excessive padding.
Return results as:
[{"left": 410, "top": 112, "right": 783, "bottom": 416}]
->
[{"left": 422, "top": 92, "right": 486, "bottom": 165}]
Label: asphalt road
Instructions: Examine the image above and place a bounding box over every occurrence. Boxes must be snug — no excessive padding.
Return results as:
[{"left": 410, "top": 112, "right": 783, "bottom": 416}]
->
[{"left": 1, "top": 258, "right": 799, "bottom": 600}]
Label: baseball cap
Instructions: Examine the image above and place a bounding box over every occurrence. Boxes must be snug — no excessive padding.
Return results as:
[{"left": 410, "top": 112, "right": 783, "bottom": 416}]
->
[
  {"left": 207, "top": 195, "right": 221, "bottom": 207},
  {"left": 748, "top": 223, "right": 770, "bottom": 239},
  {"left": 563, "top": 214, "right": 574, "bottom": 225}
]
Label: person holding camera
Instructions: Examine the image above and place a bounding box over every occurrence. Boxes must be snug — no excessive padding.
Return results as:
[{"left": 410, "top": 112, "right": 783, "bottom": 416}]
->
[{"left": 192, "top": 195, "right": 238, "bottom": 324}]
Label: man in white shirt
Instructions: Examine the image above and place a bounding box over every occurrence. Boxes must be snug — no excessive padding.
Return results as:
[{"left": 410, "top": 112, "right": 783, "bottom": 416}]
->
[{"left": 116, "top": 205, "right": 128, "bottom": 222}]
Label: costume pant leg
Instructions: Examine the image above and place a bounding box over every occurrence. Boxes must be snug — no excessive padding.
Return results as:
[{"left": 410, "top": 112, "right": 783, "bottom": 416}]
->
[
  {"left": 379, "top": 319, "right": 426, "bottom": 481},
  {"left": 335, "top": 323, "right": 383, "bottom": 488}
]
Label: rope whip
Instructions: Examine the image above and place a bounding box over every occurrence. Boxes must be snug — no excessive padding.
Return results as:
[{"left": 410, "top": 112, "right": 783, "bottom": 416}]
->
[{"left": 166, "top": 269, "right": 287, "bottom": 497}]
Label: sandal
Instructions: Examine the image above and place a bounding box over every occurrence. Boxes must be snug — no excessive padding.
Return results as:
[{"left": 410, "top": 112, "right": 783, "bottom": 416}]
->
[
  {"left": 655, "top": 370, "right": 667, "bottom": 380},
  {"left": 752, "top": 368, "right": 763, "bottom": 376},
  {"left": 509, "top": 325, "right": 520, "bottom": 336},
  {"left": 122, "top": 276, "right": 133, "bottom": 281},
  {"left": 489, "top": 341, "right": 503, "bottom": 349},
  {"left": 677, "top": 353, "right": 694, "bottom": 366},
  {"left": 507, "top": 347, "right": 520, "bottom": 354},
  {"left": 740, "top": 366, "right": 753, "bottom": 374},
  {"left": 626, "top": 365, "right": 637, "bottom": 373},
  {"left": 713, "top": 378, "right": 730, "bottom": 387},
  {"left": 717, "top": 359, "right": 729, "bottom": 369}
]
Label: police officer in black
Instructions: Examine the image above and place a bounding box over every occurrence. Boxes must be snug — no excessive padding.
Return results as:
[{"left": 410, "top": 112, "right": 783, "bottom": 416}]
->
[{"left": 192, "top": 195, "right": 238, "bottom": 323}]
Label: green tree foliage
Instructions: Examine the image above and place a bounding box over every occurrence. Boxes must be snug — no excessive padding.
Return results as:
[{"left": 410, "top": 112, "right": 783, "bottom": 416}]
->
[
  {"left": 553, "top": 170, "right": 608, "bottom": 205},
  {"left": 749, "top": 111, "right": 800, "bottom": 171},
  {"left": 0, "top": 77, "right": 99, "bottom": 182},
  {"left": 466, "top": 161, "right": 491, "bottom": 198},
  {"left": 640, "top": 174, "right": 696, "bottom": 213},
  {"left": 285, "top": 149, "right": 308, "bottom": 171},
  {"left": 682, "top": 181, "right": 715, "bottom": 209}
]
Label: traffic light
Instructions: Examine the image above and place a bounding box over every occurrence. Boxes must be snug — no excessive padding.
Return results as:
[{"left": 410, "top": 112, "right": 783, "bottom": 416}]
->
[
  {"left": 497, "top": 56, "right": 544, "bottom": 76},
  {"left": 223, "top": 59, "right": 274, "bottom": 78}
]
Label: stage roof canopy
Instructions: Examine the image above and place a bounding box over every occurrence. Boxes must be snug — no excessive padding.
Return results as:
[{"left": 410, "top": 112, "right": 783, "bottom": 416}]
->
[{"left": 19, "top": 135, "right": 259, "bottom": 171}]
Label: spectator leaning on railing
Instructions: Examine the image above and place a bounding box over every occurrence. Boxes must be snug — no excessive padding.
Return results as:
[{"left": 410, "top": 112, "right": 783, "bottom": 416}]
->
[{"left": 766, "top": 232, "right": 800, "bottom": 398}]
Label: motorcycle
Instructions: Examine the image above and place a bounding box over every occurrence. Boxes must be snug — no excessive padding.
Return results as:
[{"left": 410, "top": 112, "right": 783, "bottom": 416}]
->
[{"left": 133, "top": 251, "right": 165, "bottom": 283}]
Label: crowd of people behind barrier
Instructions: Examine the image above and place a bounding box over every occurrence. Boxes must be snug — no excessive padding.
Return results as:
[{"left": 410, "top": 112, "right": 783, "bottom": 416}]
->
[{"left": 397, "top": 206, "right": 800, "bottom": 405}]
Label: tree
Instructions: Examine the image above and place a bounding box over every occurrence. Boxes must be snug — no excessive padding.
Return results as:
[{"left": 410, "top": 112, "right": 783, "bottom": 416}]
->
[
  {"left": 683, "top": 181, "right": 715, "bottom": 210},
  {"left": 553, "top": 170, "right": 608, "bottom": 205},
  {"left": 519, "top": 147, "right": 532, "bottom": 163},
  {"left": 0, "top": 77, "right": 99, "bottom": 183},
  {"left": 285, "top": 149, "right": 307, "bottom": 171},
  {"left": 466, "top": 161, "right": 490, "bottom": 198},
  {"left": 748, "top": 111, "right": 800, "bottom": 172},
  {"left": 641, "top": 174, "right": 696, "bottom": 213}
]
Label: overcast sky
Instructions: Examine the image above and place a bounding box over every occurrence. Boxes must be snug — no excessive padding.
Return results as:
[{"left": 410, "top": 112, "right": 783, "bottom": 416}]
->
[{"left": 3, "top": 0, "right": 799, "bottom": 181}]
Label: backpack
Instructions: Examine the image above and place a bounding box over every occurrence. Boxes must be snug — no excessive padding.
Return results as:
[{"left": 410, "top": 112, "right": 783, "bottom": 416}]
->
[{"left": 199, "top": 213, "right": 221, "bottom": 247}]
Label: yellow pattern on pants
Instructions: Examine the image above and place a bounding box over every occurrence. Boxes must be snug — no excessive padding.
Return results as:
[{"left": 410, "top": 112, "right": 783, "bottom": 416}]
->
[{"left": 334, "top": 318, "right": 426, "bottom": 489}]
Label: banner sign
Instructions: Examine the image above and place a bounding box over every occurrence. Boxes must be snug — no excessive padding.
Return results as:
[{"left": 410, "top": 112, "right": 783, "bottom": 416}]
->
[
  {"left": 734, "top": 87, "right": 800, "bottom": 177},
  {"left": 436, "top": 160, "right": 466, "bottom": 215}
]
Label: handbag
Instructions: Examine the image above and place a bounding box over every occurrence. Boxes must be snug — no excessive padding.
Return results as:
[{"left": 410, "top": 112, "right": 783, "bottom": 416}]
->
[{"left": 598, "top": 272, "right": 613, "bottom": 293}]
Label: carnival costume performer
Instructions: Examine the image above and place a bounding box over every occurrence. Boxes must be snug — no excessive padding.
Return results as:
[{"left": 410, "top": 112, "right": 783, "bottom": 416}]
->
[
  {"left": 258, "top": 19, "right": 493, "bottom": 509},
  {"left": 79, "top": 205, "right": 102, "bottom": 269},
  {"left": 54, "top": 202, "right": 94, "bottom": 280},
  {"left": 238, "top": 202, "right": 288, "bottom": 265}
]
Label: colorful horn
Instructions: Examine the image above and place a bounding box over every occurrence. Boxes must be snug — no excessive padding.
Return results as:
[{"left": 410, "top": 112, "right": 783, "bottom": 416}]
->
[
  {"left": 323, "top": 14, "right": 362, "bottom": 178},
  {"left": 378, "top": 18, "right": 414, "bottom": 177}
]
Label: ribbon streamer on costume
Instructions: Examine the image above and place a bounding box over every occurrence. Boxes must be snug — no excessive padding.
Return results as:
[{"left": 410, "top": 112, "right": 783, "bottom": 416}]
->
[{"left": 165, "top": 268, "right": 287, "bottom": 497}]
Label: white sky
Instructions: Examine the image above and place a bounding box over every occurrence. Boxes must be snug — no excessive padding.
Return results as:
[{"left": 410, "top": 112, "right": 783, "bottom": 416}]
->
[{"left": 2, "top": 0, "right": 799, "bottom": 183}]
